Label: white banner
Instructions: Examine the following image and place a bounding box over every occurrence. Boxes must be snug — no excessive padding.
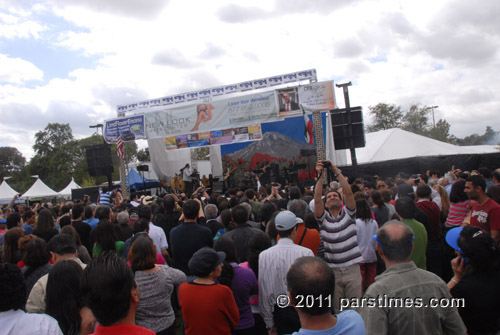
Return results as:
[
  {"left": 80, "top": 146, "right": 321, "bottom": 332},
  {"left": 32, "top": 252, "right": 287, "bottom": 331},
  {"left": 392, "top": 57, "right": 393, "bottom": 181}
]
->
[
  {"left": 117, "top": 69, "right": 317, "bottom": 115},
  {"left": 145, "top": 92, "right": 277, "bottom": 139}
]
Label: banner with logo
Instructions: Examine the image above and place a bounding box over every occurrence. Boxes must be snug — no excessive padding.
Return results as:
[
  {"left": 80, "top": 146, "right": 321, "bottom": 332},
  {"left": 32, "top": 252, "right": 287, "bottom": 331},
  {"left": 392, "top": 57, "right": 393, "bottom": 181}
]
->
[{"left": 104, "top": 115, "right": 145, "bottom": 143}]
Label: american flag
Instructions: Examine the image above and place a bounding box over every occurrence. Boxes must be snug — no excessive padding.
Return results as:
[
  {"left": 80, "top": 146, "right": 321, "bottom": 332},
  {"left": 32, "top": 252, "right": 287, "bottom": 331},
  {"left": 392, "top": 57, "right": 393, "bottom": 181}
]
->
[
  {"left": 301, "top": 105, "right": 314, "bottom": 146},
  {"left": 117, "top": 136, "right": 125, "bottom": 160}
]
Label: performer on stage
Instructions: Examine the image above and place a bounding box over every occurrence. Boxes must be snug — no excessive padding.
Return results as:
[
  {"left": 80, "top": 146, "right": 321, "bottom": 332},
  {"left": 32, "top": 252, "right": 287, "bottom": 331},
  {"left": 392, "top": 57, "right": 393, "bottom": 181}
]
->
[
  {"left": 289, "top": 156, "right": 298, "bottom": 184},
  {"left": 182, "top": 163, "right": 193, "bottom": 196}
]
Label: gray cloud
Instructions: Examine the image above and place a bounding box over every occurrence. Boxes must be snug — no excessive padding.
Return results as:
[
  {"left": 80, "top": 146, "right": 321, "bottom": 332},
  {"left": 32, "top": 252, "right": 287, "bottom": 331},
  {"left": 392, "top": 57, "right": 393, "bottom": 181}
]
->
[
  {"left": 49, "top": 0, "right": 170, "bottom": 20},
  {"left": 200, "top": 43, "right": 226, "bottom": 59},
  {"left": 416, "top": 30, "right": 497, "bottom": 65},
  {"left": 275, "top": 0, "right": 362, "bottom": 15},
  {"left": 152, "top": 50, "right": 200, "bottom": 68},
  {"left": 91, "top": 85, "right": 149, "bottom": 108},
  {"left": 333, "top": 38, "right": 364, "bottom": 58},
  {"left": 217, "top": 0, "right": 364, "bottom": 23},
  {"left": 243, "top": 52, "right": 260, "bottom": 62},
  {"left": 216, "top": 4, "right": 271, "bottom": 23},
  {"left": 380, "top": 12, "right": 414, "bottom": 37},
  {"left": 409, "top": 0, "right": 500, "bottom": 65}
]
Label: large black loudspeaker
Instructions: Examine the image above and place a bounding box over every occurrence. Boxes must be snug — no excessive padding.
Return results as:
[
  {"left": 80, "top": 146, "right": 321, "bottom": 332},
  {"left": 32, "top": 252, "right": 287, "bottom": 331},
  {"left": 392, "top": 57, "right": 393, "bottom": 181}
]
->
[
  {"left": 86, "top": 144, "right": 114, "bottom": 177},
  {"left": 331, "top": 107, "right": 366, "bottom": 150}
]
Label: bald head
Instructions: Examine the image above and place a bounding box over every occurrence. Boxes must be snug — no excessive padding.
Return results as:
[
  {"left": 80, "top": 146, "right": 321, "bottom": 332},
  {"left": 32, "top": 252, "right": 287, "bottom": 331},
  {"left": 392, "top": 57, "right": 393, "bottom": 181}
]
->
[
  {"left": 376, "top": 220, "right": 414, "bottom": 262},
  {"left": 287, "top": 256, "right": 335, "bottom": 316}
]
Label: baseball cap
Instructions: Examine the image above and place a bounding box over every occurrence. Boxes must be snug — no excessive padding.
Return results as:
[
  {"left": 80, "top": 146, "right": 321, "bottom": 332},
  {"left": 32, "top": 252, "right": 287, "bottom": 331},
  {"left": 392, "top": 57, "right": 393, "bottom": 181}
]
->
[
  {"left": 397, "top": 184, "right": 415, "bottom": 199},
  {"left": 188, "top": 247, "right": 226, "bottom": 277},
  {"left": 445, "top": 227, "right": 464, "bottom": 254},
  {"left": 275, "top": 210, "right": 302, "bottom": 231}
]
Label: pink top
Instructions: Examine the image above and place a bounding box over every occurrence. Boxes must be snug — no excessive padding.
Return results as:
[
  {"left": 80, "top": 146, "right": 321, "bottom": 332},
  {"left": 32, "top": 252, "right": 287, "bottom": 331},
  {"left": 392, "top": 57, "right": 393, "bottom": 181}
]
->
[{"left": 445, "top": 200, "right": 471, "bottom": 227}]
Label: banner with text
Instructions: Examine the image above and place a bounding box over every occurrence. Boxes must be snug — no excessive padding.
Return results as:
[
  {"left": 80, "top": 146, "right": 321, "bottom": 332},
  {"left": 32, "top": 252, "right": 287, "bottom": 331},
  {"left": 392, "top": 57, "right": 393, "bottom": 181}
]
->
[
  {"left": 104, "top": 115, "right": 145, "bottom": 143},
  {"left": 146, "top": 92, "right": 276, "bottom": 139},
  {"left": 276, "top": 81, "right": 335, "bottom": 117}
]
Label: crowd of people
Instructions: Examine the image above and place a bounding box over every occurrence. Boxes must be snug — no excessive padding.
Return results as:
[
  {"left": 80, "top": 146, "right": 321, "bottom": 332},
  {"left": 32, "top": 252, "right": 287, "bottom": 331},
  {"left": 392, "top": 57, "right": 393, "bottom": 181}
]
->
[{"left": 1, "top": 160, "right": 500, "bottom": 335}]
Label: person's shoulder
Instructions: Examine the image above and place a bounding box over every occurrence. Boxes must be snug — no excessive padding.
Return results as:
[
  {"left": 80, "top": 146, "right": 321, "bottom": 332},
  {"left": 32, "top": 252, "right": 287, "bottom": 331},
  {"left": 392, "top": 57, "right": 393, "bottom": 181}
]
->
[
  {"left": 295, "top": 244, "right": 314, "bottom": 255},
  {"left": 336, "top": 309, "right": 366, "bottom": 334},
  {"left": 15, "top": 312, "right": 63, "bottom": 334}
]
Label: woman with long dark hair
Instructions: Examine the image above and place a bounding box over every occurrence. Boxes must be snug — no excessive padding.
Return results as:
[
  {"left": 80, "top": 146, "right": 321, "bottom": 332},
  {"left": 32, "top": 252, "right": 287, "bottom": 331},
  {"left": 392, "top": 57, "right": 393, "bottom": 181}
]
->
[
  {"left": 92, "top": 221, "right": 124, "bottom": 257},
  {"left": 239, "top": 233, "right": 272, "bottom": 335},
  {"left": 33, "top": 208, "right": 58, "bottom": 242},
  {"left": 214, "top": 236, "right": 258, "bottom": 335},
  {"left": 445, "top": 180, "right": 471, "bottom": 228},
  {"left": 45, "top": 260, "right": 85, "bottom": 335},
  {"left": 355, "top": 198, "right": 378, "bottom": 291},
  {"left": 370, "top": 190, "right": 389, "bottom": 227},
  {"left": 2, "top": 227, "right": 24, "bottom": 264},
  {"left": 21, "top": 237, "right": 52, "bottom": 294},
  {"left": 446, "top": 226, "right": 500, "bottom": 334},
  {"left": 128, "top": 235, "right": 186, "bottom": 335}
]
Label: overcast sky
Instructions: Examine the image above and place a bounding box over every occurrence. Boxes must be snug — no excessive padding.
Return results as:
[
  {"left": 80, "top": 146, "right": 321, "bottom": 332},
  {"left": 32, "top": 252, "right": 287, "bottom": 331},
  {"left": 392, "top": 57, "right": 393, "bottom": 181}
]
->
[{"left": 1, "top": 0, "right": 499, "bottom": 160}]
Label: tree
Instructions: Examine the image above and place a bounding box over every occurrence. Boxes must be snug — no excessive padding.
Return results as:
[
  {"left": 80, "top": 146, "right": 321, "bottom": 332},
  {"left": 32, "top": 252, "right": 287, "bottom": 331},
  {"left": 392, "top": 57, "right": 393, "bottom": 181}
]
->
[
  {"left": 366, "top": 103, "right": 403, "bottom": 132},
  {"left": 401, "top": 104, "right": 429, "bottom": 135},
  {"left": 0, "top": 147, "right": 26, "bottom": 178},
  {"left": 33, "top": 123, "right": 73, "bottom": 157},
  {"left": 457, "top": 126, "right": 499, "bottom": 146},
  {"left": 137, "top": 148, "right": 150, "bottom": 162},
  {"left": 427, "top": 119, "right": 451, "bottom": 142}
]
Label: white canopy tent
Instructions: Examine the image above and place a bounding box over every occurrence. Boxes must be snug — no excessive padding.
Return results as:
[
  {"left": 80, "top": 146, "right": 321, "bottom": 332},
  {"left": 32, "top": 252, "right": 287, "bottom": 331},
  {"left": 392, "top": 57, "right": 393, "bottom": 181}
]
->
[
  {"left": 58, "top": 178, "right": 81, "bottom": 199},
  {"left": 0, "top": 180, "right": 21, "bottom": 204},
  {"left": 23, "top": 177, "right": 58, "bottom": 199},
  {"left": 338, "top": 128, "right": 499, "bottom": 165}
]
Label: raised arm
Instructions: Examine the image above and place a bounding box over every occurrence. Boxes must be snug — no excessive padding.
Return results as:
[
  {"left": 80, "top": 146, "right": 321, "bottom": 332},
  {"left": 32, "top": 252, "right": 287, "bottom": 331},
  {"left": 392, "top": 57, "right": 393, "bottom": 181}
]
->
[
  {"left": 332, "top": 162, "right": 355, "bottom": 211},
  {"left": 314, "top": 161, "right": 325, "bottom": 218}
]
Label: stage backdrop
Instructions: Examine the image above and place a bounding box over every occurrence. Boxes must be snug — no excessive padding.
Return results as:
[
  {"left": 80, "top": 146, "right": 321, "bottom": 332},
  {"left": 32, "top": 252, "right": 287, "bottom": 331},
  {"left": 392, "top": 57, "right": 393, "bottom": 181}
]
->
[{"left": 219, "top": 112, "right": 329, "bottom": 183}]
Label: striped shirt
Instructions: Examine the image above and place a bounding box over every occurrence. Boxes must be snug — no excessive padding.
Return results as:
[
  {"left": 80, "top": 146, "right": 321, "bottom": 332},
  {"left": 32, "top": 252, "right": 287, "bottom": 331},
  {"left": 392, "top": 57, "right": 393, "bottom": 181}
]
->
[
  {"left": 258, "top": 238, "right": 313, "bottom": 328},
  {"left": 317, "top": 207, "right": 363, "bottom": 267},
  {"left": 99, "top": 190, "right": 113, "bottom": 206},
  {"left": 445, "top": 200, "right": 470, "bottom": 227}
]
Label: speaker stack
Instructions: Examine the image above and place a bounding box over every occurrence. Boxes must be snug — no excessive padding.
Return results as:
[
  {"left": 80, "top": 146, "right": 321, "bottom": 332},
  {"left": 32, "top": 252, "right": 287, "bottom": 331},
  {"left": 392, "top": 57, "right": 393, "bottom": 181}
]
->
[
  {"left": 85, "top": 144, "right": 114, "bottom": 177},
  {"left": 330, "top": 107, "right": 366, "bottom": 150}
]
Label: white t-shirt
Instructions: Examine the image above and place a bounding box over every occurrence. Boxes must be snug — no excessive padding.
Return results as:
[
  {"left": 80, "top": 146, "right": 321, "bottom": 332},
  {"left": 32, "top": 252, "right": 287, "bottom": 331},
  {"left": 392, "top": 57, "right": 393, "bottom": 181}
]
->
[{"left": 1, "top": 309, "right": 63, "bottom": 335}]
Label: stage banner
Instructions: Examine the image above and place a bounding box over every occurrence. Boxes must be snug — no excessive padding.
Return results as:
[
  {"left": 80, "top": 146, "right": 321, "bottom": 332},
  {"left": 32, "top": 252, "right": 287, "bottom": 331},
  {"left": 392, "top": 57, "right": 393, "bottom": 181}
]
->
[
  {"left": 276, "top": 81, "right": 335, "bottom": 117},
  {"left": 104, "top": 115, "right": 145, "bottom": 143},
  {"left": 146, "top": 91, "right": 277, "bottom": 139},
  {"left": 164, "top": 124, "right": 263, "bottom": 151}
]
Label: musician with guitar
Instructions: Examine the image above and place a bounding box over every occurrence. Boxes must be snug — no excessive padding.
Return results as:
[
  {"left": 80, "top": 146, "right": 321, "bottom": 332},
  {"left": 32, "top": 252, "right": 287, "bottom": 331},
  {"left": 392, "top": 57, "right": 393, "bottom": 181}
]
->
[{"left": 224, "top": 166, "right": 237, "bottom": 189}]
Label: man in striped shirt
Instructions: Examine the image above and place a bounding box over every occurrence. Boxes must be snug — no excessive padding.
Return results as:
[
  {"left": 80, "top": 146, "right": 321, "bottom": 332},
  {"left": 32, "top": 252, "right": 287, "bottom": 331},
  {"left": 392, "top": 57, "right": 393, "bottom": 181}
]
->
[
  {"left": 259, "top": 211, "right": 313, "bottom": 335},
  {"left": 314, "top": 160, "right": 363, "bottom": 314}
]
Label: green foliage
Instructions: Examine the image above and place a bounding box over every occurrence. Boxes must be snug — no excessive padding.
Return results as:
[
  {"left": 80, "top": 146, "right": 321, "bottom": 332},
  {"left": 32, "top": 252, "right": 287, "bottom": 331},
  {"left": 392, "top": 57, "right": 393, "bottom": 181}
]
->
[
  {"left": 23, "top": 124, "right": 140, "bottom": 191},
  {"left": 401, "top": 105, "right": 429, "bottom": 135},
  {"left": 366, "top": 103, "right": 403, "bottom": 132},
  {"left": 367, "top": 103, "right": 498, "bottom": 145},
  {"left": 33, "top": 123, "right": 73, "bottom": 157},
  {"left": 0, "top": 147, "right": 26, "bottom": 179},
  {"left": 427, "top": 119, "right": 451, "bottom": 142},
  {"left": 137, "top": 148, "right": 150, "bottom": 162},
  {"left": 451, "top": 126, "right": 499, "bottom": 146}
]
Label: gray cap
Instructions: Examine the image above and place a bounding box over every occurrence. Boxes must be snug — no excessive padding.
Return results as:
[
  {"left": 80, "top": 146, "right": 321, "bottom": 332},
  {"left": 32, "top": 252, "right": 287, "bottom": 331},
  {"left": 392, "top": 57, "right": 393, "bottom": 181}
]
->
[{"left": 275, "top": 210, "right": 302, "bottom": 231}]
